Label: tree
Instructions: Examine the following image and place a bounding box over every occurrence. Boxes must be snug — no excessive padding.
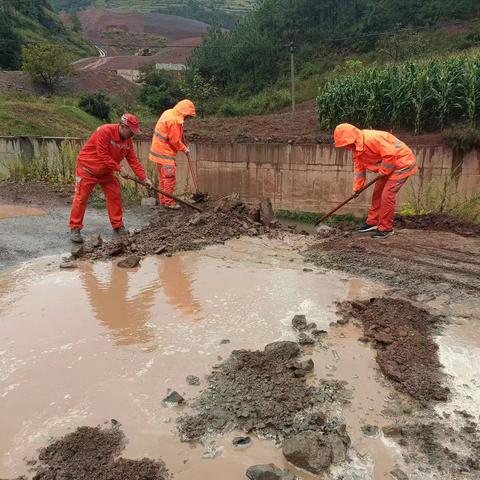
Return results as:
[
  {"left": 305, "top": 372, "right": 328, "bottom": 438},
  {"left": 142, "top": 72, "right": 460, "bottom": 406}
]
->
[
  {"left": 79, "top": 91, "right": 111, "bottom": 121},
  {"left": 138, "top": 67, "right": 185, "bottom": 113},
  {"left": 0, "top": 12, "right": 22, "bottom": 70},
  {"left": 71, "top": 12, "right": 82, "bottom": 33},
  {"left": 183, "top": 70, "right": 219, "bottom": 117},
  {"left": 22, "top": 43, "right": 73, "bottom": 91}
]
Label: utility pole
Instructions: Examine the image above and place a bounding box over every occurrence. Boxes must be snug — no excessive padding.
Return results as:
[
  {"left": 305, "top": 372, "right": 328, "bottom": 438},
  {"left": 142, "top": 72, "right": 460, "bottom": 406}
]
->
[{"left": 289, "top": 42, "right": 296, "bottom": 114}]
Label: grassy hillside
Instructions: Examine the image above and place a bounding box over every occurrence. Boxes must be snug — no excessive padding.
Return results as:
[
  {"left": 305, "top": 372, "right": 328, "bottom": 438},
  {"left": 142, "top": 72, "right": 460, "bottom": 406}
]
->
[
  {"left": 0, "top": 0, "right": 96, "bottom": 70},
  {"left": 52, "top": 0, "right": 254, "bottom": 27},
  {"left": 0, "top": 95, "right": 101, "bottom": 137}
]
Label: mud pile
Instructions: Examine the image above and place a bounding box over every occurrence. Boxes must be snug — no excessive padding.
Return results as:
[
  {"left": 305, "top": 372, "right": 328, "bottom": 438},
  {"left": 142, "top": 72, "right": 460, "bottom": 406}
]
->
[
  {"left": 83, "top": 197, "right": 279, "bottom": 260},
  {"left": 338, "top": 298, "right": 449, "bottom": 403},
  {"left": 395, "top": 213, "right": 480, "bottom": 237},
  {"left": 15, "top": 423, "right": 170, "bottom": 480},
  {"left": 178, "top": 341, "right": 346, "bottom": 444}
]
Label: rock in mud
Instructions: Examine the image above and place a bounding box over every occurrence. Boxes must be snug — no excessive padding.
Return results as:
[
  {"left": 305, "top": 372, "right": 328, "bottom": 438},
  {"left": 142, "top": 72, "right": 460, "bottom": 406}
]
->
[
  {"left": 106, "top": 242, "right": 125, "bottom": 257},
  {"left": 90, "top": 234, "right": 103, "bottom": 248},
  {"left": 117, "top": 255, "right": 141, "bottom": 269},
  {"left": 291, "top": 314, "right": 307, "bottom": 331},
  {"left": 71, "top": 244, "right": 84, "bottom": 258},
  {"left": 246, "top": 464, "right": 295, "bottom": 480},
  {"left": 282, "top": 430, "right": 350, "bottom": 474},
  {"left": 220, "top": 339, "right": 231, "bottom": 345},
  {"left": 361, "top": 424, "right": 379, "bottom": 437},
  {"left": 163, "top": 391, "right": 185, "bottom": 407},
  {"left": 155, "top": 245, "right": 167, "bottom": 255},
  {"left": 305, "top": 322, "right": 317, "bottom": 330},
  {"left": 303, "top": 267, "right": 313, "bottom": 272},
  {"left": 298, "top": 332, "right": 315, "bottom": 346},
  {"left": 186, "top": 375, "right": 200, "bottom": 386},
  {"left": 390, "top": 468, "right": 409, "bottom": 480},
  {"left": 189, "top": 213, "right": 205, "bottom": 226},
  {"left": 259, "top": 198, "right": 274, "bottom": 226},
  {"left": 59, "top": 261, "right": 78, "bottom": 269},
  {"left": 291, "top": 359, "right": 314, "bottom": 377},
  {"left": 248, "top": 228, "right": 259, "bottom": 236},
  {"left": 311, "top": 329, "right": 327, "bottom": 337},
  {"left": 232, "top": 436, "right": 252, "bottom": 449},
  {"left": 382, "top": 425, "right": 402, "bottom": 437}
]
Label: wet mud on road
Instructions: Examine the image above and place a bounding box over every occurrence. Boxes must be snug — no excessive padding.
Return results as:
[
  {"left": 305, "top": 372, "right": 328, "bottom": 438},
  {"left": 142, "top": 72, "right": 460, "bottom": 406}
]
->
[{"left": 1, "top": 237, "right": 480, "bottom": 479}]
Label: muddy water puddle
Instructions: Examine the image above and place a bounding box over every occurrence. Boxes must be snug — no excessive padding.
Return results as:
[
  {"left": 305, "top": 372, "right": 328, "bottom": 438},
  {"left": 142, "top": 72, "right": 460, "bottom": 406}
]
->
[
  {"left": 0, "top": 205, "right": 47, "bottom": 220},
  {"left": 1, "top": 237, "right": 403, "bottom": 479}
]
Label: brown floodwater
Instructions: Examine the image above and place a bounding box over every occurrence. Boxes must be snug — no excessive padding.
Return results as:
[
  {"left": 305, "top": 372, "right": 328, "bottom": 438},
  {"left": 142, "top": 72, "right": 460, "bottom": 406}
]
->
[
  {"left": 0, "top": 205, "right": 46, "bottom": 220},
  {"left": 0, "top": 237, "right": 408, "bottom": 479}
]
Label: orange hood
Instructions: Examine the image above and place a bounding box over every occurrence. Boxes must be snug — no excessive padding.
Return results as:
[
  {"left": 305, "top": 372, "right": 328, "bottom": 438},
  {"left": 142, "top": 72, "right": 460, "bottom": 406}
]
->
[
  {"left": 334, "top": 123, "right": 364, "bottom": 151},
  {"left": 173, "top": 99, "right": 196, "bottom": 120}
]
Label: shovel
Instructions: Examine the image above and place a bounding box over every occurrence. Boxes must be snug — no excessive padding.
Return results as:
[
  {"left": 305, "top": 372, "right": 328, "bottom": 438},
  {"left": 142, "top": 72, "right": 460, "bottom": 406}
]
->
[
  {"left": 121, "top": 173, "right": 203, "bottom": 212},
  {"left": 186, "top": 151, "right": 208, "bottom": 203},
  {"left": 315, "top": 176, "right": 382, "bottom": 229}
]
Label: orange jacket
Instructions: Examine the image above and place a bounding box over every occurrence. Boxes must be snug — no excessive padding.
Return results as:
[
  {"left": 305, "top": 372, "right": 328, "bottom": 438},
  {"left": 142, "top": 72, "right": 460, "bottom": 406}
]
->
[
  {"left": 334, "top": 124, "right": 417, "bottom": 192},
  {"left": 149, "top": 99, "right": 196, "bottom": 166},
  {"left": 77, "top": 124, "right": 146, "bottom": 179}
]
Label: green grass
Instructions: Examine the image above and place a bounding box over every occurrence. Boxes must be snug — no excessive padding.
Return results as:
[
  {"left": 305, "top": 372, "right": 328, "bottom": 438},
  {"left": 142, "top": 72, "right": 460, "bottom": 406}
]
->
[
  {"left": 0, "top": 95, "right": 101, "bottom": 137},
  {"left": 275, "top": 209, "right": 363, "bottom": 226}
]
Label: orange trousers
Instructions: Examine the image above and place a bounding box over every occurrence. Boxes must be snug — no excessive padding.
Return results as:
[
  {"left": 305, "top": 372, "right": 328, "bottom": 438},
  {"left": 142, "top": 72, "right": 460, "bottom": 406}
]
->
[
  {"left": 366, "top": 177, "right": 408, "bottom": 232},
  {"left": 157, "top": 164, "right": 176, "bottom": 206},
  {"left": 69, "top": 170, "right": 123, "bottom": 230}
]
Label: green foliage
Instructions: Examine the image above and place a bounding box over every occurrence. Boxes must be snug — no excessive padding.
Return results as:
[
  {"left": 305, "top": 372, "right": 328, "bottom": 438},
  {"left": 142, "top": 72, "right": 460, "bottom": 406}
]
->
[
  {"left": 22, "top": 43, "right": 74, "bottom": 91},
  {"left": 217, "top": 88, "right": 291, "bottom": 116},
  {"left": 138, "top": 68, "right": 185, "bottom": 114},
  {"left": 182, "top": 70, "right": 219, "bottom": 117},
  {"left": 400, "top": 170, "right": 480, "bottom": 223},
  {"left": 316, "top": 55, "right": 480, "bottom": 133},
  {"left": 0, "top": 8, "right": 22, "bottom": 69},
  {"left": 71, "top": 12, "right": 83, "bottom": 32},
  {"left": 441, "top": 126, "right": 480, "bottom": 153},
  {"left": 79, "top": 91, "right": 112, "bottom": 121}
]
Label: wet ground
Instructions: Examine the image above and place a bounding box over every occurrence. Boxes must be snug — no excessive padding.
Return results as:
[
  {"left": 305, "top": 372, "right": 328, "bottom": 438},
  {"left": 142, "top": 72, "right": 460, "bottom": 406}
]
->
[{"left": 1, "top": 236, "right": 480, "bottom": 479}]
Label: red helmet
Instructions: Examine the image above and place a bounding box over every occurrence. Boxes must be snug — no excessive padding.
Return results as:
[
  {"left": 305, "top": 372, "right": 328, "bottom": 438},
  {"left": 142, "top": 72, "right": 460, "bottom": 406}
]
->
[{"left": 120, "top": 113, "right": 141, "bottom": 135}]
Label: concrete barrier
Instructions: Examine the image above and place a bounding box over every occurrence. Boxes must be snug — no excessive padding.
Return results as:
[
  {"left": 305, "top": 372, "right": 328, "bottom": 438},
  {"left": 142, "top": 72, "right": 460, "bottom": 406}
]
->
[{"left": 1, "top": 136, "right": 479, "bottom": 214}]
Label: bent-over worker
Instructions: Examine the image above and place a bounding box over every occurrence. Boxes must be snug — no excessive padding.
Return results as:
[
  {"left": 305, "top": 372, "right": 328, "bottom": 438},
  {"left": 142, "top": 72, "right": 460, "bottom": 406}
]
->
[
  {"left": 69, "top": 114, "right": 153, "bottom": 243},
  {"left": 149, "top": 99, "right": 196, "bottom": 209},
  {"left": 334, "top": 123, "right": 417, "bottom": 238}
]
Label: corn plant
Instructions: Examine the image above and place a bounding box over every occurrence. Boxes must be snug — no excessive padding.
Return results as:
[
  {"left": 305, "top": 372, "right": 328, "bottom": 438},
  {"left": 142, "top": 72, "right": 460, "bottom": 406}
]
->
[{"left": 317, "top": 54, "right": 480, "bottom": 133}]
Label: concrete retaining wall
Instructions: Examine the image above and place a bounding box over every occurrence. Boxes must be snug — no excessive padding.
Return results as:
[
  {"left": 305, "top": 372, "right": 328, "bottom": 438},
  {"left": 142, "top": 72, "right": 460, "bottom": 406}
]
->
[{"left": 1, "top": 136, "right": 479, "bottom": 214}]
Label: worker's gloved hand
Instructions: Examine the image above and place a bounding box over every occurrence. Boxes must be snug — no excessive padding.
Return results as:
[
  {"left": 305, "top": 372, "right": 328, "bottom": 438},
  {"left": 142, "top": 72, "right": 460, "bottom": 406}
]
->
[{"left": 144, "top": 177, "right": 153, "bottom": 188}]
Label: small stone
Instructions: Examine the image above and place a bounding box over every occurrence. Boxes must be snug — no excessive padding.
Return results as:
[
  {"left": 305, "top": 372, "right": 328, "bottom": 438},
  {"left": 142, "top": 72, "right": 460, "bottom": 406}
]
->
[
  {"left": 71, "top": 244, "right": 84, "bottom": 258},
  {"left": 292, "top": 359, "right": 314, "bottom": 376},
  {"left": 155, "top": 245, "right": 167, "bottom": 254},
  {"left": 390, "top": 468, "right": 409, "bottom": 480},
  {"left": 305, "top": 322, "right": 317, "bottom": 330},
  {"left": 186, "top": 375, "right": 200, "bottom": 386},
  {"left": 298, "top": 333, "right": 315, "bottom": 346},
  {"left": 189, "top": 213, "right": 205, "bottom": 226},
  {"left": 248, "top": 228, "right": 259, "bottom": 236},
  {"left": 59, "top": 262, "right": 78, "bottom": 269},
  {"left": 358, "top": 336, "right": 370, "bottom": 343},
  {"left": 141, "top": 197, "right": 156, "bottom": 206},
  {"left": 337, "top": 317, "right": 349, "bottom": 325},
  {"left": 361, "top": 424, "right": 379, "bottom": 437},
  {"left": 311, "top": 329, "right": 327, "bottom": 336},
  {"left": 117, "top": 255, "right": 140, "bottom": 268},
  {"left": 220, "top": 339, "right": 230, "bottom": 345},
  {"left": 303, "top": 268, "right": 313, "bottom": 272},
  {"left": 292, "top": 314, "right": 307, "bottom": 331},
  {"left": 382, "top": 425, "right": 402, "bottom": 437},
  {"left": 351, "top": 300, "right": 367, "bottom": 311},
  {"left": 162, "top": 391, "right": 185, "bottom": 407},
  {"left": 232, "top": 436, "right": 252, "bottom": 449},
  {"left": 107, "top": 242, "right": 125, "bottom": 257},
  {"left": 246, "top": 463, "right": 295, "bottom": 480},
  {"left": 90, "top": 234, "right": 103, "bottom": 248}
]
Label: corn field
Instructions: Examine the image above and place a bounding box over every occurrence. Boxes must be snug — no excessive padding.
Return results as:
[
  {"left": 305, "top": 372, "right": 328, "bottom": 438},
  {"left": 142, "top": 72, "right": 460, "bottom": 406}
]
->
[{"left": 317, "top": 55, "right": 480, "bottom": 133}]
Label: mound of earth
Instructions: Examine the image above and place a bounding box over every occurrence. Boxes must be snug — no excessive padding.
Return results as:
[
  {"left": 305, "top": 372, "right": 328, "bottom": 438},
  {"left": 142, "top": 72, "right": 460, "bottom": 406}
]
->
[
  {"left": 394, "top": 213, "right": 480, "bottom": 237},
  {"left": 17, "top": 423, "right": 170, "bottom": 480},
  {"left": 83, "top": 197, "right": 281, "bottom": 260},
  {"left": 338, "top": 298, "right": 449, "bottom": 403},
  {"left": 178, "top": 341, "right": 347, "bottom": 445}
]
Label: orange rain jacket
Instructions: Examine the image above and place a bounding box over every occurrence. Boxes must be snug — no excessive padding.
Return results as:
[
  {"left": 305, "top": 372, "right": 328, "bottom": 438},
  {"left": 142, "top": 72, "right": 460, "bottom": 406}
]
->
[
  {"left": 149, "top": 100, "right": 197, "bottom": 166},
  {"left": 334, "top": 124, "right": 417, "bottom": 192}
]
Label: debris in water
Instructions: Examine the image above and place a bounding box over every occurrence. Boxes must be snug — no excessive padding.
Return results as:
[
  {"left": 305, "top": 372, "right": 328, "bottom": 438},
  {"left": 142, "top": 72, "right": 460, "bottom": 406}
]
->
[
  {"left": 246, "top": 463, "right": 296, "bottom": 480},
  {"left": 59, "top": 261, "right": 78, "bottom": 269},
  {"left": 220, "top": 339, "right": 231, "bottom": 345},
  {"left": 186, "top": 375, "right": 200, "bottom": 386},
  {"left": 361, "top": 424, "right": 380, "bottom": 437},
  {"left": 232, "top": 436, "right": 252, "bottom": 449}
]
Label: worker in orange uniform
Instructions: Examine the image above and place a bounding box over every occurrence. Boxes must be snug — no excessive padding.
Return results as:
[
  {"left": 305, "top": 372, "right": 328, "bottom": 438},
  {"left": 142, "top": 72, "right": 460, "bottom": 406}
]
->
[
  {"left": 334, "top": 123, "right": 417, "bottom": 238},
  {"left": 149, "top": 99, "right": 196, "bottom": 209},
  {"left": 69, "top": 114, "right": 153, "bottom": 243}
]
